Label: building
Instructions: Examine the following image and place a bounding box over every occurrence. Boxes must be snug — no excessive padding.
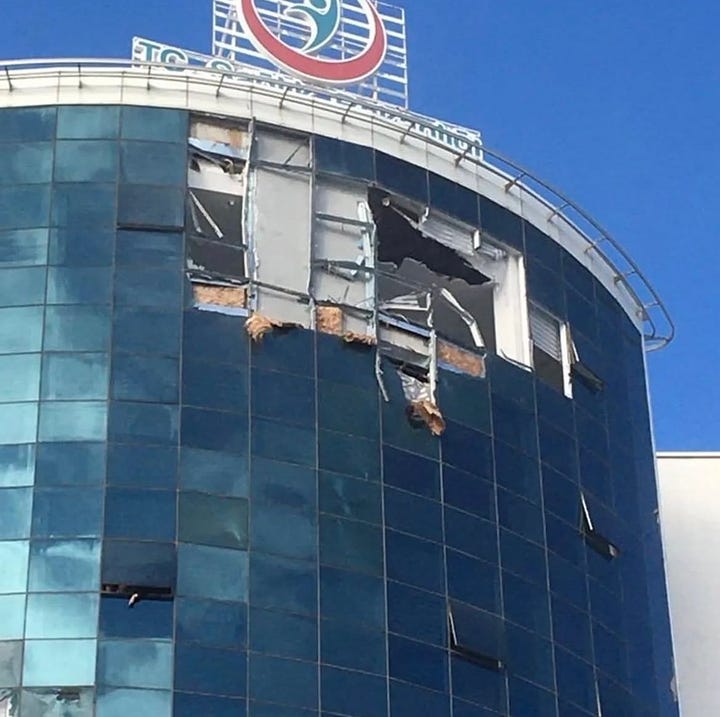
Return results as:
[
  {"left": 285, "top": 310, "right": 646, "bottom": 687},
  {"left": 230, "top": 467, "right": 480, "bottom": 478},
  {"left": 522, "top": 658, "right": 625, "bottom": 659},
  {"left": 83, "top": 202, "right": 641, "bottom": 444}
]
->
[
  {"left": 0, "top": 2, "right": 678, "bottom": 716},
  {"left": 656, "top": 453, "right": 720, "bottom": 716}
]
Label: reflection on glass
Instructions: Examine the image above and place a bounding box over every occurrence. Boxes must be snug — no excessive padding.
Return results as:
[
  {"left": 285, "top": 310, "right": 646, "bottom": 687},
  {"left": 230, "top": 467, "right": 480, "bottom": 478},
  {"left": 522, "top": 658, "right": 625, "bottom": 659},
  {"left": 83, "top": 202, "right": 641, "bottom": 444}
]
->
[
  {"left": 54, "top": 141, "right": 118, "bottom": 183},
  {"left": 98, "top": 640, "right": 173, "bottom": 690},
  {"left": 43, "top": 306, "right": 111, "bottom": 352},
  {"left": 177, "top": 544, "right": 247, "bottom": 602},
  {"left": 121, "top": 107, "right": 187, "bottom": 143},
  {"left": 0, "top": 488, "right": 32, "bottom": 539},
  {"left": 0, "top": 641, "right": 21, "bottom": 688},
  {"left": 0, "top": 355, "right": 40, "bottom": 403},
  {"left": 35, "top": 443, "right": 104, "bottom": 487},
  {"left": 120, "top": 143, "right": 186, "bottom": 186},
  {"left": 0, "top": 267, "right": 46, "bottom": 306},
  {"left": 41, "top": 354, "right": 109, "bottom": 401},
  {"left": 28, "top": 540, "right": 100, "bottom": 592},
  {"left": 38, "top": 402, "right": 107, "bottom": 443},
  {"left": 0, "top": 186, "right": 50, "bottom": 230},
  {"left": 26, "top": 593, "right": 99, "bottom": 639},
  {"left": 51, "top": 184, "right": 116, "bottom": 228},
  {"left": 0, "top": 307, "right": 43, "bottom": 355},
  {"left": 0, "top": 228, "right": 48, "bottom": 268},
  {"left": 22, "top": 639, "right": 96, "bottom": 688},
  {"left": 111, "top": 354, "right": 178, "bottom": 404},
  {"left": 101, "top": 542, "right": 175, "bottom": 589},
  {"left": 178, "top": 492, "right": 248, "bottom": 550},
  {"left": 112, "top": 307, "right": 180, "bottom": 357},
  {"left": 32, "top": 488, "right": 103, "bottom": 538},
  {"left": 20, "top": 687, "right": 94, "bottom": 716},
  {"left": 57, "top": 106, "right": 120, "bottom": 139},
  {"left": 99, "top": 596, "right": 173, "bottom": 640},
  {"left": 0, "top": 595, "right": 25, "bottom": 640},
  {"left": 0, "top": 108, "right": 56, "bottom": 143},
  {"left": 48, "top": 228, "right": 114, "bottom": 267},
  {"left": 107, "top": 402, "right": 178, "bottom": 446},
  {"left": 96, "top": 686, "right": 171, "bottom": 717},
  {"left": 46, "top": 267, "right": 112, "bottom": 305},
  {"left": 0, "top": 445, "right": 35, "bottom": 488},
  {"left": 0, "top": 541, "right": 28, "bottom": 594}
]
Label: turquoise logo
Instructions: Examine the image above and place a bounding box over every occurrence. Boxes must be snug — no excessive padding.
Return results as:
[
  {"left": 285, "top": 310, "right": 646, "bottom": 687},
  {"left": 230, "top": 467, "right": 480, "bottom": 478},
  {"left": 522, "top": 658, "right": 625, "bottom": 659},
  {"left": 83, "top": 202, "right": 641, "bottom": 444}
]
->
[{"left": 285, "top": 0, "right": 342, "bottom": 53}]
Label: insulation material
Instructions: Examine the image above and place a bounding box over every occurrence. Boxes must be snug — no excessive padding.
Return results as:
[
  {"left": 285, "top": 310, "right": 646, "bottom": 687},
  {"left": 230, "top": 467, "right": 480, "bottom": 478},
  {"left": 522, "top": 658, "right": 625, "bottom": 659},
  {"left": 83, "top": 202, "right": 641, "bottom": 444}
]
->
[
  {"left": 245, "top": 313, "right": 286, "bottom": 342},
  {"left": 252, "top": 167, "right": 311, "bottom": 294},
  {"left": 343, "top": 332, "right": 376, "bottom": 346},
  {"left": 193, "top": 284, "right": 247, "bottom": 309},
  {"left": 255, "top": 129, "right": 310, "bottom": 167},
  {"left": 438, "top": 341, "right": 486, "bottom": 378},
  {"left": 190, "top": 118, "right": 249, "bottom": 157},
  {"left": 317, "top": 306, "right": 343, "bottom": 335},
  {"left": 255, "top": 288, "right": 312, "bottom": 329},
  {"left": 399, "top": 371, "right": 445, "bottom": 436}
]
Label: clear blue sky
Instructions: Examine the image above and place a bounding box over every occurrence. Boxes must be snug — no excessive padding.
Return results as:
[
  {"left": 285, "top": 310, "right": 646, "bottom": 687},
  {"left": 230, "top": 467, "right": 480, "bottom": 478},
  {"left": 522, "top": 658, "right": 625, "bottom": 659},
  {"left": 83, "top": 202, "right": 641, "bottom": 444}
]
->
[{"left": 1, "top": 0, "right": 716, "bottom": 450}]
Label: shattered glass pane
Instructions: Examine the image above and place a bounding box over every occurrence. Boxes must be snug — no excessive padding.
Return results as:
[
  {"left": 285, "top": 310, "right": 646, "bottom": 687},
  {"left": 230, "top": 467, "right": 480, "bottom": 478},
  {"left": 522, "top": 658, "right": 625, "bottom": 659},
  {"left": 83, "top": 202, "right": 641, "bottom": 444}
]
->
[
  {"left": 0, "top": 689, "right": 18, "bottom": 716},
  {"left": 20, "top": 688, "right": 93, "bottom": 717},
  {"left": 186, "top": 189, "right": 243, "bottom": 247}
]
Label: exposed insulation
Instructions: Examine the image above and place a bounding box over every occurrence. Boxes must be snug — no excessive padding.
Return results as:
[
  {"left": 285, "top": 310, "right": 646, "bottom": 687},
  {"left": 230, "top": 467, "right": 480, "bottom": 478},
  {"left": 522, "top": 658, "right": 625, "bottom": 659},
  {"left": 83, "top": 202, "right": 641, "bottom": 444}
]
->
[
  {"left": 438, "top": 341, "right": 486, "bottom": 378},
  {"left": 317, "top": 306, "right": 343, "bottom": 335},
  {"left": 408, "top": 400, "right": 447, "bottom": 436},
  {"left": 245, "top": 313, "right": 285, "bottom": 342},
  {"left": 191, "top": 120, "right": 248, "bottom": 149},
  {"left": 342, "top": 332, "right": 377, "bottom": 347},
  {"left": 193, "top": 284, "right": 247, "bottom": 308}
]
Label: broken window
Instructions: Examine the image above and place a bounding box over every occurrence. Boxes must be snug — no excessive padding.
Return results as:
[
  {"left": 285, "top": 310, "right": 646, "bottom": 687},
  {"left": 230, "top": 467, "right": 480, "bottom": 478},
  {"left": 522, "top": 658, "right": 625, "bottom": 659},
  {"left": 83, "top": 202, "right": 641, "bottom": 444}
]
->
[
  {"left": 580, "top": 494, "right": 620, "bottom": 560},
  {"left": 186, "top": 117, "right": 248, "bottom": 284},
  {"left": 569, "top": 338, "right": 604, "bottom": 393},
  {"left": 370, "top": 188, "right": 529, "bottom": 368},
  {"left": 20, "top": 688, "right": 94, "bottom": 716},
  {"left": 529, "top": 303, "right": 573, "bottom": 397},
  {"left": 449, "top": 600, "right": 505, "bottom": 671}
]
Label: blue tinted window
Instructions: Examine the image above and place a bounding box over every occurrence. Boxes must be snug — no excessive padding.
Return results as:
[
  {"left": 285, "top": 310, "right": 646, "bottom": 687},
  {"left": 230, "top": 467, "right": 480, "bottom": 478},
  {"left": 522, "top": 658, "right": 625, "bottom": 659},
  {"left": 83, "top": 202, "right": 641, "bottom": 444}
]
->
[
  {"left": 249, "top": 607, "right": 315, "bottom": 660},
  {"left": 0, "top": 446, "right": 34, "bottom": 492},
  {"left": 0, "top": 404, "right": 37, "bottom": 446},
  {"left": 179, "top": 447, "right": 247, "bottom": 498},
  {"left": 36, "top": 442, "right": 104, "bottom": 487},
  {"left": 174, "top": 644, "right": 246, "bottom": 697},
  {"left": 41, "top": 353, "right": 108, "bottom": 401},
  {"left": 100, "top": 595, "right": 173, "bottom": 639},
  {"left": 107, "top": 444, "right": 177, "bottom": 489},
  {"left": 44, "top": 305, "right": 111, "bottom": 352},
  {"left": 0, "top": 640, "right": 22, "bottom": 688},
  {"left": 118, "top": 186, "right": 184, "bottom": 229},
  {"left": 552, "top": 597, "right": 592, "bottom": 661},
  {"left": 0, "top": 540, "right": 28, "bottom": 594},
  {"left": 443, "top": 466, "right": 494, "bottom": 521},
  {"left": 251, "top": 369, "right": 315, "bottom": 428},
  {"left": 319, "top": 429, "right": 379, "bottom": 481},
  {"left": 249, "top": 654, "right": 317, "bottom": 709},
  {"left": 116, "top": 230, "right": 183, "bottom": 268},
  {"left": 321, "top": 619, "right": 385, "bottom": 674},
  {"left": 51, "top": 183, "right": 116, "bottom": 227},
  {"left": 32, "top": 487, "right": 103, "bottom": 538},
  {"left": 445, "top": 508, "right": 499, "bottom": 563},
  {"left": 320, "top": 566, "right": 385, "bottom": 630},
  {"left": 493, "top": 397, "right": 538, "bottom": 458},
  {"left": 105, "top": 489, "right": 175, "bottom": 541},
  {"left": 385, "top": 488, "right": 443, "bottom": 543},
  {"left": 429, "top": 172, "right": 479, "bottom": 226},
  {"left": 386, "top": 530, "right": 444, "bottom": 594},
  {"left": 0, "top": 487, "right": 32, "bottom": 539},
  {"left": 479, "top": 197, "right": 523, "bottom": 250},
  {"left": 321, "top": 665, "right": 387, "bottom": 717},
  {"left": 98, "top": 640, "right": 173, "bottom": 690},
  {"left": 57, "top": 106, "right": 119, "bottom": 139},
  {"left": 443, "top": 421, "right": 494, "bottom": 478},
  {"left": 174, "top": 693, "right": 243, "bottom": 717},
  {"left": 383, "top": 446, "right": 439, "bottom": 498},
  {"left": 113, "top": 307, "right": 181, "bottom": 356},
  {"left": 319, "top": 472, "right": 381, "bottom": 524},
  {"left": 506, "top": 624, "right": 554, "bottom": 689},
  {"left": 29, "top": 539, "right": 100, "bottom": 592},
  {"left": 112, "top": 353, "right": 179, "bottom": 403},
  {"left": 494, "top": 441, "right": 542, "bottom": 504},
  {"left": 555, "top": 645, "right": 597, "bottom": 714},
  {"left": 179, "top": 492, "right": 247, "bottom": 549},
  {"left": 96, "top": 687, "right": 172, "bottom": 717},
  {"left": 0, "top": 595, "right": 25, "bottom": 639},
  {"left": 121, "top": 107, "right": 187, "bottom": 143},
  {"left": 0, "top": 143, "right": 53, "bottom": 184},
  {"left": 0, "top": 306, "right": 43, "bottom": 354},
  {"left": 0, "top": 228, "right": 48, "bottom": 267},
  {"left": 102, "top": 541, "right": 175, "bottom": 590},
  {"left": 388, "top": 580, "right": 446, "bottom": 646},
  {"left": 315, "top": 136, "right": 374, "bottom": 180},
  {"left": 0, "top": 354, "right": 40, "bottom": 402},
  {"left": 320, "top": 515, "right": 383, "bottom": 576},
  {"left": 183, "top": 407, "right": 247, "bottom": 454},
  {"left": 49, "top": 227, "right": 114, "bottom": 266},
  {"left": 317, "top": 333, "right": 375, "bottom": 389},
  {"left": 376, "top": 151, "right": 428, "bottom": 203},
  {"left": 509, "top": 677, "right": 557, "bottom": 717},
  {"left": 25, "top": 593, "right": 98, "bottom": 639},
  {"left": 318, "top": 380, "right": 378, "bottom": 438},
  {"left": 183, "top": 309, "right": 248, "bottom": 365},
  {"left": 0, "top": 108, "right": 56, "bottom": 142},
  {"left": 114, "top": 268, "right": 182, "bottom": 308},
  {"left": 183, "top": 359, "right": 248, "bottom": 413},
  {"left": 108, "top": 402, "right": 179, "bottom": 445},
  {"left": 0, "top": 185, "right": 50, "bottom": 230},
  {"left": 0, "top": 266, "right": 46, "bottom": 306},
  {"left": 54, "top": 140, "right": 118, "bottom": 182},
  {"left": 177, "top": 598, "right": 247, "bottom": 649},
  {"left": 22, "top": 639, "right": 96, "bottom": 687},
  {"left": 177, "top": 543, "right": 247, "bottom": 602},
  {"left": 503, "top": 570, "right": 550, "bottom": 637},
  {"left": 120, "top": 142, "right": 186, "bottom": 185},
  {"left": 447, "top": 549, "right": 501, "bottom": 612},
  {"left": 392, "top": 680, "right": 451, "bottom": 717},
  {"left": 389, "top": 634, "right": 448, "bottom": 692},
  {"left": 46, "top": 266, "right": 112, "bottom": 304},
  {"left": 249, "top": 553, "right": 316, "bottom": 616},
  {"left": 251, "top": 418, "right": 314, "bottom": 466},
  {"left": 498, "top": 489, "right": 545, "bottom": 545},
  {"left": 501, "top": 529, "right": 548, "bottom": 586},
  {"left": 451, "top": 655, "right": 506, "bottom": 711},
  {"left": 38, "top": 401, "right": 107, "bottom": 442}
]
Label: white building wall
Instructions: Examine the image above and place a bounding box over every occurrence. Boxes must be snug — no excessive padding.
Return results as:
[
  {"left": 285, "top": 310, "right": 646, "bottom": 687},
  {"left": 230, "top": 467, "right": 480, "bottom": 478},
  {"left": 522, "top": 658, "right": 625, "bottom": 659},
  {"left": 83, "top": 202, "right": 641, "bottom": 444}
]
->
[{"left": 656, "top": 453, "right": 720, "bottom": 717}]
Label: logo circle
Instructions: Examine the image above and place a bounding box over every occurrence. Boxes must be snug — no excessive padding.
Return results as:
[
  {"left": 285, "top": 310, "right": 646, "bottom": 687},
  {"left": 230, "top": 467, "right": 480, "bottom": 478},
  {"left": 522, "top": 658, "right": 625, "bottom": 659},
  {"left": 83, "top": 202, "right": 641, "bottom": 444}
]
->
[{"left": 238, "top": 0, "right": 388, "bottom": 85}]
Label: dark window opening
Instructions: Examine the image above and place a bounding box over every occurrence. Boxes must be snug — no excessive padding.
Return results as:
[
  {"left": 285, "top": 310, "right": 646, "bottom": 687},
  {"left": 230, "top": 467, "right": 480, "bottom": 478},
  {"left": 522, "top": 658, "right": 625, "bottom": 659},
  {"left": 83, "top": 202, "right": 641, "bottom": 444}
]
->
[
  {"left": 102, "top": 583, "right": 173, "bottom": 605},
  {"left": 580, "top": 495, "right": 620, "bottom": 560},
  {"left": 530, "top": 303, "right": 569, "bottom": 396},
  {"left": 571, "top": 360, "right": 604, "bottom": 393},
  {"left": 370, "top": 187, "right": 494, "bottom": 354},
  {"left": 449, "top": 600, "right": 505, "bottom": 671}
]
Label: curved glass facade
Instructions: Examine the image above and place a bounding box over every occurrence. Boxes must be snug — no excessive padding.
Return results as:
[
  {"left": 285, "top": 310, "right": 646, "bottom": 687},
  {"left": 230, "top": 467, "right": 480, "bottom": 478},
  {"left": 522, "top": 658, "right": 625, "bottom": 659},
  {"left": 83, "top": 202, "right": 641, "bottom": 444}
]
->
[{"left": 0, "top": 104, "right": 677, "bottom": 717}]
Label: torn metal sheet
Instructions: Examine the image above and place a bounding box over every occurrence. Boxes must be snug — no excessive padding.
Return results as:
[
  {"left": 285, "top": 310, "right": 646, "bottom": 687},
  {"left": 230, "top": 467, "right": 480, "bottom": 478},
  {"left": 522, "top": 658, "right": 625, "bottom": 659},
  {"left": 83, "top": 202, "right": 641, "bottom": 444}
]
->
[
  {"left": 189, "top": 137, "right": 247, "bottom": 161},
  {"left": 189, "top": 156, "right": 245, "bottom": 195},
  {"left": 191, "top": 118, "right": 249, "bottom": 156},
  {"left": 254, "top": 129, "right": 310, "bottom": 168}
]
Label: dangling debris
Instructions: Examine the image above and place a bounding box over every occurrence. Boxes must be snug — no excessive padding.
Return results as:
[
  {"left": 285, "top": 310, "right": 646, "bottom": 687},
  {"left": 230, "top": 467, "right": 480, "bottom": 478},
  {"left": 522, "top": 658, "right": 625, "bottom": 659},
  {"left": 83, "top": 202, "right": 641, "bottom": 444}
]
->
[
  {"left": 342, "top": 332, "right": 377, "bottom": 347},
  {"left": 407, "top": 400, "right": 446, "bottom": 436},
  {"left": 316, "top": 305, "right": 343, "bottom": 335},
  {"left": 245, "top": 313, "right": 285, "bottom": 341}
]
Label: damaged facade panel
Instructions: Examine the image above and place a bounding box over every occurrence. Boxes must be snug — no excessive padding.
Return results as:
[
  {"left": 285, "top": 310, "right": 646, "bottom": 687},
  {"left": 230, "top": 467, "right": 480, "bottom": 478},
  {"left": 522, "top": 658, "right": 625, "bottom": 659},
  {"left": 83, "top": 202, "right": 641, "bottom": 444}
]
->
[
  {"left": 253, "top": 127, "right": 311, "bottom": 169},
  {"left": 438, "top": 340, "right": 486, "bottom": 378},
  {"left": 398, "top": 366, "right": 446, "bottom": 436},
  {"left": 190, "top": 117, "right": 250, "bottom": 159},
  {"left": 192, "top": 283, "right": 247, "bottom": 311}
]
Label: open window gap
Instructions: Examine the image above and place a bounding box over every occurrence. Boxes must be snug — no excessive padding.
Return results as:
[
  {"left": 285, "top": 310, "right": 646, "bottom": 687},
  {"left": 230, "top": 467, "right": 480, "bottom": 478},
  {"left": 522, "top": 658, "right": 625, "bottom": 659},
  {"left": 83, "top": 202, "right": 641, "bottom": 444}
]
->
[
  {"left": 449, "top": 601, "right": 505, "bottom": 672},
  {"left": 101, "top": 583, "right": 173, "bottom": 604},
  {"left": 580, "top": 494, "right": 620, "bottom": 560}
]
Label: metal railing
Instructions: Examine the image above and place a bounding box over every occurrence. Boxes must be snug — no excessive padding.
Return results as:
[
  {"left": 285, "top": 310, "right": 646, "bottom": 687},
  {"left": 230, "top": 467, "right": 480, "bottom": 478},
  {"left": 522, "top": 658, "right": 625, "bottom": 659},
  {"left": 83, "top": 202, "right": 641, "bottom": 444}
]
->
[{"left": 0, "top": 57, "right": 675, "bottom": 350}]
